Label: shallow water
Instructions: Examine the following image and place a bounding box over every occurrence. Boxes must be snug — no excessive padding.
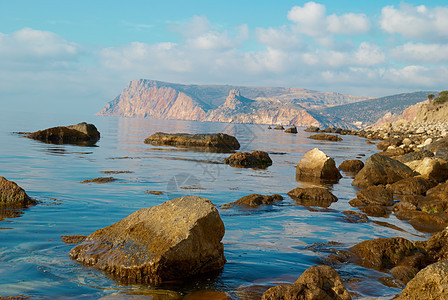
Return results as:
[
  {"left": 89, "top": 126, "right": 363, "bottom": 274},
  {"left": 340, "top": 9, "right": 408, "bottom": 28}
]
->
[{"left": 0, "top": 110, "right": 430, "bottom": 299}]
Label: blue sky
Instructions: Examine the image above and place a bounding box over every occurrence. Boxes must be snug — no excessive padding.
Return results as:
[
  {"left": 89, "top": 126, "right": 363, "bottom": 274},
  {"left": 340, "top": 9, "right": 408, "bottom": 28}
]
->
[{"left": 1, "top": 1, "right": 448, "bottom": 114}]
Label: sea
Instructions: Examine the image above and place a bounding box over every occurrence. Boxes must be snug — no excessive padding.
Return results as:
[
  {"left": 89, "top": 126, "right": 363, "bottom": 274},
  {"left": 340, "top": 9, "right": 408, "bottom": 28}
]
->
[{"left": 0, "top": 109, "right": 430, "bottom": 299}]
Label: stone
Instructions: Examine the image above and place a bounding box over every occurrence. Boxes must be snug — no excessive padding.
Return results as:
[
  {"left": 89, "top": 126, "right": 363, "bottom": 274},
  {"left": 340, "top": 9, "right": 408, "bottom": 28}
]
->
[
  {"left": 288, "top": 187, "right": 338, "bottom": 208},
  {"left": 422, "top": 227, "right": 448, "bottom": 262},
  {"left": 296, "top": 148, "right": 342, "bottom": 182},
  {"left": 356, "top": 185, "right": 394, "bottom": 206},
  {"left": 377, "top": 138, "right": 402, "bottom": 151},
  {"left": 0, "top": 176, "right": 36, "bottom": 208},
  {"left": 26, "top": 122, "right": 100, "bottom": 145},
  {"left": 69, "top": 196, "right": 226, "bottom": 285},
  {"left": 338, "top": 160, "right": 364, "bottom": 173},
  {"left": 416, "top": 127, "right": 425, "bottom": 134},
  {"left": 224, "top": 151, "right": 272, "bottom": 168},
  {"left": 261, "top": 265, "right": 351, "bottom": 300},
  {"left": 308, "top": 133, "right": 342, "bottom": 142},
  {"left": 144, "top": 132, "right": 240, "bottom": 150},
  {"left": 397, "top": 261, "right": 448, "bottom": 300},
  {"left": 342, "top": 211, "right": 369, "bottom": 223},
  {"left": 402, "top": 138, "right": 412, "bottom": 146},
  {"left": 304, "top": 126, "right": 320, "bottom": 132},
  {"left": 425, "top": 136, "right": 448, "bottom": 153},
  {"left": 386, "top": 177, "right": 437, "bottom": 195},
  {"left": 222, "top": 194, "right": 283, "bottom": 209},
  {"left": 273, "top": 126, "right": 284, "bottom": 130},
  {"left": 414, "top": 158, "right": 448, "bottom": 183},
  {"left": 390, "top": 265, "right": 419, "bottom": 284},
  {"left": 81, "top": 177, "right": 117, "bottom": 184},
  {"left": 352, "top": 154, "right": 415, "bottom": 188},
  {"left": 396, "top": 150, "right": 434, "bottom": 164},
  {"left": 284, "top": 126, "right": 298, "bottom": 134}
]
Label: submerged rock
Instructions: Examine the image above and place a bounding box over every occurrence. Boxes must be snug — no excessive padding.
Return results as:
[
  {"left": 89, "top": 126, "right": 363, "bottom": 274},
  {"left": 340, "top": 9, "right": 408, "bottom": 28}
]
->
[
  {"left": 69, "top": 196, "right": 226, "bottom": 285},
  {"left": 144, "top": 132, "right": 240, "bottom": 150},
  {"left": 338, "top": 160, "right": 364, "bottom": 173},
  {"left": 284, "top": 126, "right": 298, "bottom": 134},
  {"left": 296, "top": 148, "right": 342, "bottom": 182},
  {"left": 308, "top": 133, "right": 342, "bottom": 142},
  {"left": 224, "top": 151, "right": 272, "bottom": 168},
  {"left": 26, "top": 122, "right": 100, "bottom": 145},
  {"left": 261, "top": 265, "right": 351, "bottom": 300},
  {"left": 273, "top": 126, "right": 284, "bottom": 130},
  {"left": 352, "top": 154, "right": 415, "bottom": 188},
  {"left": 288, "top": 187, "right": 338, "bottom": 208},
  {"left": 81, "top": 177, "right": 117, "bottom": 184},
  {"left": 222, "top": 194, "right": 283, "bottom": 209},
  {"left": 397, "top": 261, "right": 448, "bottom": 300},
  {"left": 0, "top": 176, "right": 36, "bottom": 208}
]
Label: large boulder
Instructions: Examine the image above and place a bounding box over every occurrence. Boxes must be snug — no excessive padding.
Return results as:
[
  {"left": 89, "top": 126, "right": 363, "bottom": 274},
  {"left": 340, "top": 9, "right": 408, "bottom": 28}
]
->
[
  {"left": 285, "top": 126, "right": 298, "bottom": 134},
  {"left": 352, "top": 154, "right": 415, "bottom": 188},
  {"left": 396, "top": 150, "right": 434, "bottom": 164},
  {"left": 144, "top": 132, "right": 240, "bottom": 150},
  {"left": 0, "top": 176, "right": 36, "bottom": 208},
  {"left": 338, "top": 160, "right": 364, "bottom": 173},
  {"left": 296, "top": 148, "right": 342, "bottom": 182},
  {"left": 224, "top": 151, "right": 272, "bottom": 168},
  {"left": 261, "top": 265, "right": 351, "bottom": 300},
  {"left": 397, "top": 261, "right": 448, "bottom": 300},
  {"left": 386, "top": 177, "right": 437, "bottom": 196},
  {"left": 222, "top": 194, "right": 283, "bottom": 209},
  {"left": 413, "top": 158, "right": 448, "bottom": 183},
  {"left": 26, "top": 122, "right": 100, "bottom": 145},
  {"left": 288, "top": 187, "right": 338, "bottom": 208},
  {"left": 69, "top": 196, "right": 226, "bottom": 285},
  {"left": 421, "top": 227, "right": 448, "bottom": 262}
]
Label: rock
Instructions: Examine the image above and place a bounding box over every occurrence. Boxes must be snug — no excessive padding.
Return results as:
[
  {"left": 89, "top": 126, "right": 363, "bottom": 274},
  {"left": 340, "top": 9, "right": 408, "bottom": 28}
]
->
[
  {"left": 396, "top": 150, "right": 434, "bottom": 164},
  {"left": 284, "top": 126, "right": 298, "bottom": 134},
  {"left": 308, "top": 133, "right": 342, "bottom": 142},
  {"left": 421, "top": 227, "right": 448, "bottom": 262},
  {"left": 273, "top": 126, "right": 284, "bottom": 130},
  {"left": 414, "top": 158, "right": 448, "bottom": 183},
  {"left": 435, "top": 149, "right": 448, "bottom": 161},
  {"left": 338, "top": 160, "right": 364, "bottom": 173},
  {"left": 261, "top": 265, "right": 351, "bottom": 300},
  {"left": 224, "top": 151, "right": 272, "bottom": 168},
  {"left": 144, "top": 132, "right": 240, "bottom": 150},
  {"left": 397, "top": 261, "right": 448, "bottom": 300},
  {"left": 354, "top": 203, "right": 390, "bottom": 218},
  {"left": 425, "top": 136, "right": 448, "bottom": 153},
  {"left": 26, "top": 122, "right": 100, "bottom": 145},
  {"left": 61, "top": 235, "right": 87, "bottom": 244},
  {"left": 390, "top": 265, "right": 419, "bottom": 284},
  {"left": 267, "top": 126, "right": 272, "bottom": 129},
  {"left": 349, "top": 237, "right": 425, "bottom": 271},
  {"left": 0, "top": 176, "right": 36, "bottom": 208},
  {"left": 377, "top": 138, "right": 402, "bottom": 151},
  {"left": 342, "top": 211, "right": 369, "bottom": 223},
  {"left": 69, "top": 196, "right": 226, "bottom": 285},
  {"left": 386, "top": 177, "right": 437, "bottom": 195},
  {"left": 416, "top": 127, "right": 425, "bottom": 134},
  {"left": 304, "top": 126, "right": 320, "bottom": 132},
  {"left": 356, "top": 185, "right": 394, "bottom": 206},
  {"left": 352, "top": 154, "right": 415, "bottom": 188},
  {"left": 296, "top": 148, "right": 342, "bottom": 182},
  {"left": 222, "top": 194, "right": 283, "bottom": 209},
  {"left": 81, "top": 177, "right": 117, "bottom": 184},
  {"left": 402, "top": 138, "right": 412, "bottom": 146},
  {"left": 288, "top": 187, "right": 338, "bottom": 208},
  {"left": 323, "top": 127, "right": 337, "bottom": 133}
]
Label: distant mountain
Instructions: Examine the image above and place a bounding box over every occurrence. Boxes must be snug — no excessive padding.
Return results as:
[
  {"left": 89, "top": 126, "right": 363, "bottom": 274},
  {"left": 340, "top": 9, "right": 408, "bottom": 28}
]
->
[
  {"left": 97, "top": 79, "right": 433, "bottom": 128},
  {"left": 98, "top": 79, "right": 369, "bottom": 126}
]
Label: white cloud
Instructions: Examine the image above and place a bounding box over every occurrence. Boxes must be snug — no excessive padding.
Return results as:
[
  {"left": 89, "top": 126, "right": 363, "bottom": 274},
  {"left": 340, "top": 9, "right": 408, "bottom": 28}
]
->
[
  {"left": 354, "top": 42, "right": 385, "bottom": 66},
  {"left": 255, "top": 26, "right": 303, "bottom": 50},
  {"left": 187, "top": 24, "right": 249, "bottom": 50},
  {"left": 287, "top": 1, "right": 370, "bottom": 36},
  {"left": 0, "top": 28, "right": 78, "bottom": 64},
  {"left": 380, "top": 4, "right": 448, "bottom": 41},
  {"left": 391, "top": 42, "right": 448, "bottom": 63}
]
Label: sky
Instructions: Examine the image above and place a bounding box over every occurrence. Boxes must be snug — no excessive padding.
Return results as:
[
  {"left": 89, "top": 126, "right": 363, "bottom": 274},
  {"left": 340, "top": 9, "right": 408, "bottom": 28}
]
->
[{"left": 1, "top": 0, "right": 448, "bottom": 114}]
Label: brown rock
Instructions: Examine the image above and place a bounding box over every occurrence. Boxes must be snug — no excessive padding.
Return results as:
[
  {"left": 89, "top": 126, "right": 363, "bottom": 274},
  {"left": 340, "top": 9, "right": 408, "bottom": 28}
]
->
[
  {"left": 273, "top": 125, "right": 285, "bottom": 130},
  {"left": 69, "top": 196, "right": 226, "bottom": 285},
  {"left": 357, "top": 185, "right": 394, "bottom": 206},
  {"left": 261, "top": 265, "right": 351, "bottom": 300},
  {"left": 288, "top": 187, "right": 338, "bottom": 208},
  {"left": 296, "top": 148, "right": 342, "bottom": 182},
  {"left": 0, "top": 177, "right": 36, "bottom": 208},
  {"left": 357, "top": 204, "right": 390, "bottom": 217},
  {"left": 285, "top": 126, "right": 298, "bottom": 133},
  {"left": 397, "top": 261, "right": 448, "bottom": 300},
  {"left": 342, "top": 211, "right": 369, "bottom": 223},
  {"left": 377, "top": 138, "right": 402, "bottom": 151},
  {"left": 26, "top": 122, "right": 100, "bottom": 145},
  {"left": 61, "top": 235, "right": 87, "bottom": 244},
  {"left": 396, "top": 150, "right": 434, "bottom": 164},
  {"left": 81, "top": 177, "right": 117, "bottom": 184},
  {"left": 390, "top": 265, "right": 419, "bottom": 284},
  {"left": 414, "top": 158, "right": 448, "bottom": 183},
  {"left": 144, "top": 132, "right": 240, "bottom": 150},
  {"left": 224, "top": 151, "right": 272, "bottom": 168},
  {"left": 338, "top": 160, "right": 364, "bottom": 173},
  {"left": 222, "top": 194, "right": 283, "bottom": 209},
  {"left": 387, "top": 177, "right": 437, "bottom": 195},
  {"left": 304, "top": 126, "right": 320, "bottom": 132},
  {"left": 352, "top": 154, "right": 415, "bottom": 188},
  {"left": 308, "top": 133, "right": 342, "bottom": 142},
  {"left": 422, "top": 227, "right": 448, "bottom": 262}
]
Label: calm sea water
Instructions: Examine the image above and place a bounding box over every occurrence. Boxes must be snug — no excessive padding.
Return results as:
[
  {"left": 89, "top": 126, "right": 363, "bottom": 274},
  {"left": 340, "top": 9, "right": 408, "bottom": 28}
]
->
[{"left": 0, "top": 110, "right": 430, "bottom": 299}]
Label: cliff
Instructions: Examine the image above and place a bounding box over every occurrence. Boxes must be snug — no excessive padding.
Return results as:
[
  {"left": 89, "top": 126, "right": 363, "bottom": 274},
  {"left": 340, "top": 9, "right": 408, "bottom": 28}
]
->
[{"left": 414, "top": 100, "right": 448, "bottom": 123}]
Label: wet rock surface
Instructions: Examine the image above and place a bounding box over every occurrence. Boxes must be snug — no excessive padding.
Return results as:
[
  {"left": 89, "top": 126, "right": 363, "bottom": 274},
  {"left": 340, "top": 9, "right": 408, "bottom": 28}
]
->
[
  {"left": 261, "top": 265, "right": 351, "bottom": 300},
  {"left": 308, "top": 133, "right": 342, "bottom": 142},
  {"left": 224, "top": 151, "right": 272, "bottom": 168},
  {"left": 144, "top": 132, "right": 240, "bottom": 150},
  {"left": 386, "top": 176, "right": 436, "bottom": 195},
  {"left": 284, "top": 126, "right": 298, "bottom": 133},
  {"left": 222, "top": 194, "right": 283, "bottom": 209},
  {"left": 69, "top": 196, "right": 226, "bottom": 285},
  {"left": 0, "top": 177, "right": 35, "bottom": 208},
  {"left": 296, "top": 148, "right": 342, "bottom": 182},
  {"left": 25, "top": 122, "right": 100, "bottom": 145},
  {"left": 338, "top": 160, "right": 364, "bottom": 173},
  {"left": 288, "top": 187, "right": 338, "bottom": 208},
  {"left": 81, "top": 177, "right": 117, "bottom": 184}
]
